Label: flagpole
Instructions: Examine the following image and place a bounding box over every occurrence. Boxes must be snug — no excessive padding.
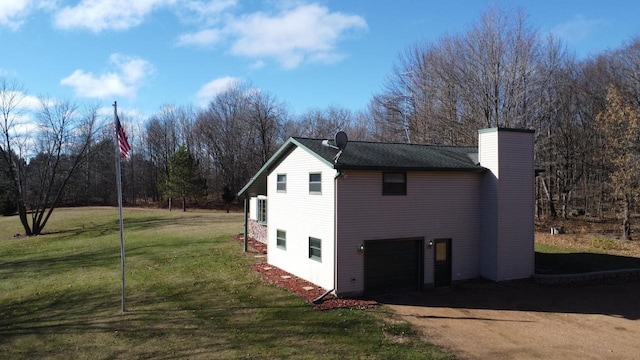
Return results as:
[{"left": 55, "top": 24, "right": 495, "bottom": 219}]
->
[{"left": 113, "top": 101, "right": 126, "bottom": 313}]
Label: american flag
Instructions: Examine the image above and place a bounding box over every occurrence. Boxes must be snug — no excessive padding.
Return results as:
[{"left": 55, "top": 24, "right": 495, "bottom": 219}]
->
[{"left": 115, "top": 114, "right": 131, "bottom": 158}]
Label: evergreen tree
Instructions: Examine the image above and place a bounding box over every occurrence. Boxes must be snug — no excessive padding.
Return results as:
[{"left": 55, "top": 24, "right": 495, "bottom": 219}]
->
[{"left": 159, "top": 146, "right": 206, "bottom": 211}]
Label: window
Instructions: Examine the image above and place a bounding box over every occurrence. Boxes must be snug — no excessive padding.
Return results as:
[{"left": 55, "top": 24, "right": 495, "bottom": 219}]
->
[
  {"left": 309, "top": 237, "right": 322, "bottom": 261},
  {"left": 257, "top": 197, "right": 267, "bottom": 224},
  {"left": 309, "top": 173, "right": 322, "bottom": 194},
  {"left": 277, "top": 174, "right": 286, "bottom": 192},
  {"left": 383, "top": 172, "right": 407, "bottom": 195},
  {"left": 276, "top": 229, "right": 286, "bottom": 250}
]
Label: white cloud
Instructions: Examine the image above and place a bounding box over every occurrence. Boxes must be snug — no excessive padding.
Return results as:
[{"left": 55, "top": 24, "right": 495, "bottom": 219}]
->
[
  {"left": 176, "top": 28, "right": 222, "bottom": 47},
  {"left": 196, "top": 76, "right": 239, "bottom": 106},
  {"left": 60, "top": 54, "right": 155, "bottom": 99},
  {"left": 551, "top": 15, "right": 605, "bottom": 44},
  {"left": 225, "top": 4, "right": 367, "bottom": 69},
  {"left": 54, "top": 0, "right": 176, "bottom": 32},
  {"left": 0, "top": 0, "right": 54, "bottom": 30},
  {"left": 180, "top": 0, "right": 237, "bottom": 25},
  {"left": 0, "top": 0, "right": 30, "bottom": 30}
]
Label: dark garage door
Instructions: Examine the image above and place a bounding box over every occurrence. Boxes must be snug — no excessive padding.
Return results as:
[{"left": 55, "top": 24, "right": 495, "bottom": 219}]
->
[{"left": 364, "top": 238, "right": 422, "bottom": 294}]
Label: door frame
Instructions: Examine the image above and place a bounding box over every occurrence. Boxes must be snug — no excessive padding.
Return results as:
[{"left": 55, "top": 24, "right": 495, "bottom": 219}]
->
[{"left": 433, "top": 238, "right": 452, "bottom": 287}]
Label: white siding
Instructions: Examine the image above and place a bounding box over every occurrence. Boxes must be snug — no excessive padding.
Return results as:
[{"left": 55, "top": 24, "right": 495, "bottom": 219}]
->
[
  {"left": 335, "top": 170, "right": 482, "bottom": 296},
  {"left": 266, "top": 147, "right": 335, "bottom": 290},
  {"left": 496, "top": 131, "right": 535, "bottom": 280},
  {"left": 249, "top": 196, "right": 258, "bottom": 221},
  {"left": 479, "top": 129, "right": 535, "bottom": 281},
  {"left": 479, "top": 131, "right": 499, "bottom": 279}
]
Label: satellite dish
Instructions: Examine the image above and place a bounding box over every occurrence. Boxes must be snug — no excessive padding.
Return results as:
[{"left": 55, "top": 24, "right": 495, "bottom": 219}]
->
[{"left": 334, "top": 131, "right": 348, "bottom": 150}]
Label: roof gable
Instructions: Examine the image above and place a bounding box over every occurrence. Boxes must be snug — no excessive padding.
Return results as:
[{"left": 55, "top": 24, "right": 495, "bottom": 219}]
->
[{"left": 238, "top": 137, "right": 484, "bottom": 197}]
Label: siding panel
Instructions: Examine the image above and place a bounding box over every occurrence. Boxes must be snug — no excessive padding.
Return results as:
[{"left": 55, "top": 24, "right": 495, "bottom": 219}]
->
[
  {"left": 479, "top": 129, "right": 535, "bottom": 281},
  {"left": 335, "top": 171, "right": 481, "bottom": 296},
  {"left": 267, "top": 147, "right": 335, "bottom": 290}
]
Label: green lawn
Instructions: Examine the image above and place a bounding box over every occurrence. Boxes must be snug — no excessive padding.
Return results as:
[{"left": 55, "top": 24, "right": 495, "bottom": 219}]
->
[{"left": 0, "top": 207, "right": 449, "bottom": 359}]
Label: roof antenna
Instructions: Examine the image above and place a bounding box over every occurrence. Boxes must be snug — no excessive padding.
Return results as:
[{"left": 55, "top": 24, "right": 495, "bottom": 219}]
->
[{"left": 321, "top": 131, "right": 348, "bottom": 163}]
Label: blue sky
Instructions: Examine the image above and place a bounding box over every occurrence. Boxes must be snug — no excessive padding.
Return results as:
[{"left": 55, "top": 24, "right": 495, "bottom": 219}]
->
[{"left": 1, "top": 0, "right": 639, "bottom": 122}]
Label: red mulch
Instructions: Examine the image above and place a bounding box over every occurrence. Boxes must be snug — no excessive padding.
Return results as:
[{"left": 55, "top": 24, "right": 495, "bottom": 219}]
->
[{"left": 234, "top": 234, "right": 377, "bottom": 310}]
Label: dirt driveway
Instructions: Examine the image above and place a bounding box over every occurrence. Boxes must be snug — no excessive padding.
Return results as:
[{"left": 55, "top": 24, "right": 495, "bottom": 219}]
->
[{"left": 377, "top": 280, "right": 640, "bottom": 360}]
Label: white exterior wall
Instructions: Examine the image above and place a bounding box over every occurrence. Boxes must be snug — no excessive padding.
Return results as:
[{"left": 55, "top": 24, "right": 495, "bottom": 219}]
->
[
  {"left": 335, "top": 171, "right": 482, "bottom": 296},
  {"left": 249, "top": 196, "right": 258, "bottom": 221},
  {"left": 266, "top": 147, "right": 335, "bottom": 290},
  {"left": 479, "top": 131, "right": 499, "bottom": 279},
  {"left": 479, "top": 128, "right": 535, "bottom": 281}
]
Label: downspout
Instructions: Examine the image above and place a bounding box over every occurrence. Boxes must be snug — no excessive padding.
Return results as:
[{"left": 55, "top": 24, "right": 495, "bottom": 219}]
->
[
  {"left": 243, "top": 196, "right": 249, "bottom": 252},
  {"left": 334, "top": 170, "right": 343, "bottom": 299},
  {"left": 313, "top": 288, "right": 335, "bottom": 304},
  {"left": 314, "top": 170, "right": 341, "bottom": 305}
]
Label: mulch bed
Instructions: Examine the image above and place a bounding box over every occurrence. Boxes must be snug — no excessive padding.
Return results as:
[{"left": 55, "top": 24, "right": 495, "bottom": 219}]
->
[{"left": 234, "top": 234, "right": 377, "bottom": 310}]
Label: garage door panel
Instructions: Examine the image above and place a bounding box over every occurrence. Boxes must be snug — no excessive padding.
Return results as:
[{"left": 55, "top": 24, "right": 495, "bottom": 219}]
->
[{"left": 364, "top": 239, "right": 422, "bottom": 294}]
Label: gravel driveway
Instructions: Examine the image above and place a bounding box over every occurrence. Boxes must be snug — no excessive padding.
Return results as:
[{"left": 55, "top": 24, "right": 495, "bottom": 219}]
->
[{"left": 377, "top": 280, "right": 640, "bottom": 360}]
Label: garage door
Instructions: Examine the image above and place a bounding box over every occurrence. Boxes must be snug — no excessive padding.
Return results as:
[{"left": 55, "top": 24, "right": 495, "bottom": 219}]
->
[{"left": 364, "top": 238, "right": 422, "bottom": 294}]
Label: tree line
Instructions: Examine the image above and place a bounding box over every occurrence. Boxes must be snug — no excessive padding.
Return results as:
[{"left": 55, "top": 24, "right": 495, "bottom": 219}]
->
[{"left": 1, "top": 7, "right": 640, "bottom": 238}]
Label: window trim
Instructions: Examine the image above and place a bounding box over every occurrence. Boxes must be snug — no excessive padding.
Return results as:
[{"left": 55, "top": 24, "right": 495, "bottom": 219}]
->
[
  {"left": 276, "top": 229, "right": 286, "bottom": 250},
  {"left": 309, "top": 237, "right": 322, "bottom": 262},
  {"left": 276, "top": 174, "right": 287, "bottom": 192},
  {"left": 382, "top": 172, "right": 407, "bottom": 195},
  {"left": 257, "top": 196, "right": 267, "bottom": 224},
  {"left": 309, "top": 172, "right": 322, "bottom": 194}
]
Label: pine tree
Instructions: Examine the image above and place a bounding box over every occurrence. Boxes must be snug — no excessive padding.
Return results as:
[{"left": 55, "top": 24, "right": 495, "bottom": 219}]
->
[{"left": 159, "top": 146, "right": 206, "bottom": 211}]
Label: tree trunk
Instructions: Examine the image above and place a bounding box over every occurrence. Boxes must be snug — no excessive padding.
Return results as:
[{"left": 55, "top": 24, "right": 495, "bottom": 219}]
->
[
  {"left": 622, "top": 194, "right": 631, "bottom": 240},
  {"left": 17, "top": 202, "right": 32, "bottom": 236},
  {"left": 168, "top": 197, "right": 172, "bottom": 212},
  {"left": 182, "top": 196, "right": 186, "bottom": 212}
]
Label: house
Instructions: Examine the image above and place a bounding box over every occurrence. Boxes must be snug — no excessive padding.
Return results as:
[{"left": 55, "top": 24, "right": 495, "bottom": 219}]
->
[{"left": 238, "top": 127, "right": 535, "bottom": 297}]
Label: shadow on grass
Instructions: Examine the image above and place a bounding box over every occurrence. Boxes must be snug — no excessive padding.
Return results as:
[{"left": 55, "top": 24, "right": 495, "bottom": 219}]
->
[
  {"left": 535, "top": 251, "right": 640, "bottom": 274},
  {"left": 46, "top": 214, "right": 227, "bottom": 240},
  {"left": 0, "top": 284, "right": 375, "bottom": 359},
  {"left": 0, "top": 238, "right": 215, "bottom": 278}
]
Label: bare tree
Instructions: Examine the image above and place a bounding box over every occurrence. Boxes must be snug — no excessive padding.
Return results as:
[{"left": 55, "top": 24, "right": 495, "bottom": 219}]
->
[
  {"left": 246, "top": 90, "right": 287, "bottom": 164},
  {"left": 0, "top": 90, "right": 98, "bottom": 235},
  {"left": 597, "top": 86, "right": 640, "bottom": 239},
  {"left": 195, "top": 81, "right": 254, "bottom": 195},
  {"left": 0, "top": 78, "right": 29, "bottom": 227}
]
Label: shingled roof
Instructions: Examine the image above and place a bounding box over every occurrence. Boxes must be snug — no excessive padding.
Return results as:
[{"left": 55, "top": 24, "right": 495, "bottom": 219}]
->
[
  {"left": 294, "top": 138, "right": 482, "bottom": 171},
  {"left": 238, "top": 137, "right": 485, "bottom": 197}
]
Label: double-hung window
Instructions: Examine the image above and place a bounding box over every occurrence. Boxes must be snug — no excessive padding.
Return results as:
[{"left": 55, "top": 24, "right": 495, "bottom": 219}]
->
[
  {"left": 257, "top": 196, "right": 267, "bottom": 224},
  {"left": 383, "top": 172, "right": 407, "bottom": 195},
  {"left": 277, "top": 174, "right": 287, "bottom": 192},
  {"left": 309, "top": 237, "right": 322, "bottom": 261},
  {"left": 309, "top": 173, "right": 322, "bottom": 194}
]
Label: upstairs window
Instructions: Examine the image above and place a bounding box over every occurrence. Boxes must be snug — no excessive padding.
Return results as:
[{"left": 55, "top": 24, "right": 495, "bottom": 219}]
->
[
  {"left": 383, "top": 172, "right": 407, "bottom": 195},
  {"left": 277, "top": 174, "right": 287, "bottom": 192},
  {"left": 309, "top": 173, "right": 322, "bottom": 194},
  {"left": 257, "top": 197, "right": 267, "bottom": 224},
  {"left": 309, "top": 237, "right": 322, "bottom": 261}
]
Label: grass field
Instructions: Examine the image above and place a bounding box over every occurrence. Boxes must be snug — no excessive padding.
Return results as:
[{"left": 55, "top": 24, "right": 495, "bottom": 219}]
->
[
  {"left": 535, "top": 225, "right": 640, "bottom": 274},
  {"left": 0, "top": 207, "right": 450, "bottom": 359}
]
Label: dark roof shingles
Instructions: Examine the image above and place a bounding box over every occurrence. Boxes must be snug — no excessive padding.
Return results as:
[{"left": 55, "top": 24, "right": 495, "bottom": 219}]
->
[{"left": 294, "top": 138, "right": 483, "bottom": 172}]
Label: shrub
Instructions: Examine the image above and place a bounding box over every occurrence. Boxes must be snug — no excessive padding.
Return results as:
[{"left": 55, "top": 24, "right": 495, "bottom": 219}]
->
[{"left": 589, "top": 237, "right": 622, "bottom": 250}]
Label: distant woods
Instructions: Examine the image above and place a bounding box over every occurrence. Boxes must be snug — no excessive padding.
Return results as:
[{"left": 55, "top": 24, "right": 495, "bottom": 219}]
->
[{"left": 1, "top": 7, "right": 640, "bottom": 238}]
